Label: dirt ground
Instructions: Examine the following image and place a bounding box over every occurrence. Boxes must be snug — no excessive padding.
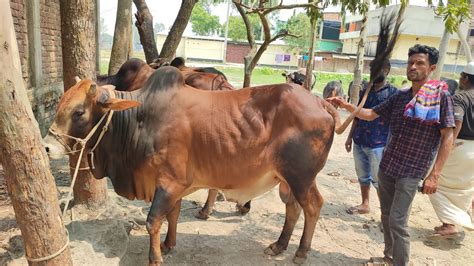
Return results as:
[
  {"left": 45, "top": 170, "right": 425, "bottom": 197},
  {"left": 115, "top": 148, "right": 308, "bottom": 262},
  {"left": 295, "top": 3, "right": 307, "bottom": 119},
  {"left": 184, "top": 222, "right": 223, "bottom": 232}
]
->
[{"left": 0, "top": 110, "right": 473, "bottom": 265}]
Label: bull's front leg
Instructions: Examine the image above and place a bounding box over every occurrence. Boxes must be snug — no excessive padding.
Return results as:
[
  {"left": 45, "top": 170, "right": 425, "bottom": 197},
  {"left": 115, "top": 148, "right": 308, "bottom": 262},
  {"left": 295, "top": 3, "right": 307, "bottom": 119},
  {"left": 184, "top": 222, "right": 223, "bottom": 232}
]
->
[
  {"left": 147, "top": 187, "right": 181, "bottom": 265},
  {"left": 162, "top": 199, "right": 182, "bottom": 254}
]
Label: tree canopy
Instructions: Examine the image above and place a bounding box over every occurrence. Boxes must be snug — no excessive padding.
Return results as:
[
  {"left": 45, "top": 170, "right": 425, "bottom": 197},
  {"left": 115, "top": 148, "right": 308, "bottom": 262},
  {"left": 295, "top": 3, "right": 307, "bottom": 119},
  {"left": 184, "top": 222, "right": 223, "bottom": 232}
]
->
[
  {"left": 190, "top": 2, "right": 221, "bottom": 36},
  {"left": 285, "top": 12, "right": 312, "bottom": 52},
  {"left": 227, "top": 14, "right": 262, "bottom": 41}
]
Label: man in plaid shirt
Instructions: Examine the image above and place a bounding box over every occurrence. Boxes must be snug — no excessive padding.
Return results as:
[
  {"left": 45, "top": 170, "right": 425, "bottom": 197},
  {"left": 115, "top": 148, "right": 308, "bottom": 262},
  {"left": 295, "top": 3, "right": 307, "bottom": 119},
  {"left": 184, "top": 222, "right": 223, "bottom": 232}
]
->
[{"left": 329, "top": 45, "right": 455, "bottom": 266}]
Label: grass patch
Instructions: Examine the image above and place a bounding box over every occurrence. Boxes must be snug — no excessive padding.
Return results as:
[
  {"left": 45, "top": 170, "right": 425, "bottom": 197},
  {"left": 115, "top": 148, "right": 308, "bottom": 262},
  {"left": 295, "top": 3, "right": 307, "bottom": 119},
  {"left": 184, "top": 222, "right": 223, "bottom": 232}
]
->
[{"left": 216, "top": 65, "right": 407, "bottom": 95}]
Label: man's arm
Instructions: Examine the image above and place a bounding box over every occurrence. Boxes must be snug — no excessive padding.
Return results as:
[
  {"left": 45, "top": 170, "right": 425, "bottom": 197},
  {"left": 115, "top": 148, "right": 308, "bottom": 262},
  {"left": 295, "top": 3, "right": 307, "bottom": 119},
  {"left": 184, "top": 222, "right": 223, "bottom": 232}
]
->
[
  {"left": 328, "top": 97, "right": 379, "bottom": 121},
  {"left": 345, "top": 119, "right": 358, "bottom": 152},
  {"left": 422, "top": 127, "right": 454, "bottom": 194}
]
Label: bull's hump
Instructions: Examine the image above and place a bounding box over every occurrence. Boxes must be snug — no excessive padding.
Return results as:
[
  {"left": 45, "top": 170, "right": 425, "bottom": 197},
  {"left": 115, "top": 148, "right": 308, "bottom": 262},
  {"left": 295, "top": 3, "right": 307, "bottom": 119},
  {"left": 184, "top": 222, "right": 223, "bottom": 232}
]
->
[{"left": 145, "top": 66, "right": 184, "bottom": 92}]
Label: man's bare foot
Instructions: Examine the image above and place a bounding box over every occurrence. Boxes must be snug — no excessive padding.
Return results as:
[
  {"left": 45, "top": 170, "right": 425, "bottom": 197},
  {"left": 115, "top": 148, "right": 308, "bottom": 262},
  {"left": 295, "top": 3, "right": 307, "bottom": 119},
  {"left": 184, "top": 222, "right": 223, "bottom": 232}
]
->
[
  {"left": 435, "top": 224, "right": 458, "bottom": 236},
  {"left": 346, "top": 205, "right": 370, "bottom": 215},
  {"left": 434, "top": 223, "right": 449, "bottom": 232}
]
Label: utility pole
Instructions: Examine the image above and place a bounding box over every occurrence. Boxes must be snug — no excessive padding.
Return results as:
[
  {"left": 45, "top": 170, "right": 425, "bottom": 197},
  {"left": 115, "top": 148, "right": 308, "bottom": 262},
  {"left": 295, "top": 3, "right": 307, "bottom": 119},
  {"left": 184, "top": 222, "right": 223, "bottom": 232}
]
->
[{"left": 222, "top": 0, "right": 231, "bottom": 63}]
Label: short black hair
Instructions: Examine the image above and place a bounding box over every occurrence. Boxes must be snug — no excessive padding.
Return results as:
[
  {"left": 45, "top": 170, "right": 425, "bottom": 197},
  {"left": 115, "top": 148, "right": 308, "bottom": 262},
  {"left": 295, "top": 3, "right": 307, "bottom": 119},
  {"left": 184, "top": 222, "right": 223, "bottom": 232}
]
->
[
  {"left": 408, "top": 44, "right": 439, "bottom": 65},
  {"left": 170, "top": 57, "right": 185, "bottom": 68}
]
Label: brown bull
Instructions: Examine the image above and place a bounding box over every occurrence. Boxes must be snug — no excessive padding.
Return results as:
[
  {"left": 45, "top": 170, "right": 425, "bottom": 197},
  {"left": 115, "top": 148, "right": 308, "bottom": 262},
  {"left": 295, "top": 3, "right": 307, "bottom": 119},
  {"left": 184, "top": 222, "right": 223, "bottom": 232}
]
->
[
  {"left": 44, "top": 67, "right": 340, "bottom": 265},
  {"left": 98, "top": 58, "right": 242, "bottom": 219}
]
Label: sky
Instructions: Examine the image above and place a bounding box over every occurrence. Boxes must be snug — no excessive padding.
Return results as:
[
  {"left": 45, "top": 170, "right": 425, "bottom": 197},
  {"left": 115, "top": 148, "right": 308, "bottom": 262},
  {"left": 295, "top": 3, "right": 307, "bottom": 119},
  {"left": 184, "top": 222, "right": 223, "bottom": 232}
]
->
[{"left": 100, "top": 0, "right": 438, "bottom": 36}]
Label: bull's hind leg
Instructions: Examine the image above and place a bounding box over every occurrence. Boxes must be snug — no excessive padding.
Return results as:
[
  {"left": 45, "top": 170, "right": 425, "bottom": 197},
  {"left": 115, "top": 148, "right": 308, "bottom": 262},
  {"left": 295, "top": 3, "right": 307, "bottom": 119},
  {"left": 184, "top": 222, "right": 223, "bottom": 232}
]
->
[
  {"left": 195, "top": 189, "right": 218, "bottom": 220},
  {"left": 147, "top": 186, "right": 185, "bottom": 265},
  {"left": 292, "top": 182, "right": 324, "bottom": 264},
  {"left": 264, "top": 192, "right": 301, "bottom": 256}
]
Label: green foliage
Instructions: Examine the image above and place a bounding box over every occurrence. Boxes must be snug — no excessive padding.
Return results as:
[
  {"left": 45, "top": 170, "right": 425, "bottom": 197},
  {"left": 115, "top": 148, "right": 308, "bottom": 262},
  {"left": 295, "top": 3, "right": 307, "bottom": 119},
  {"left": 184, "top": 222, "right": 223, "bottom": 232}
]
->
[
  {"left": 227, "top": 14, "right": 262, "bottom": 41},
  {"left": 435, "top": 0, "right": 471, "bottom": 34},
  {"left": 255, "top": 66, "right": 280, "bottom": 75},
  {"left": 286, "top": 13, "right": 312, "bottom": 52},
  {"left": 190, "top": 2, "right": 221, "bottom": 36}
]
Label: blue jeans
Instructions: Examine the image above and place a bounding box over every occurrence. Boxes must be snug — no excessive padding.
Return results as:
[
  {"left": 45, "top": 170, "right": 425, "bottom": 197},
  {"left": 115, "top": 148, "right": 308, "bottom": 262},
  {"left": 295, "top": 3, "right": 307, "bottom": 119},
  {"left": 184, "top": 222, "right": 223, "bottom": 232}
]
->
[{"left": 353, "top": 143, "right": 384, "bottom": 188}]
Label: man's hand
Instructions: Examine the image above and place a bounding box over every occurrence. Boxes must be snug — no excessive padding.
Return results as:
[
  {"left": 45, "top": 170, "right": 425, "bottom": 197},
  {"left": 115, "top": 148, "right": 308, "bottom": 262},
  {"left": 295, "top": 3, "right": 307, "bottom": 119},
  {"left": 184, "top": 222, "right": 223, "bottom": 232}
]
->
[
  {"left": 345, "top": 138, "right": 352, "bottom": 152},
  {"left": 326, "top": 96, "right": 349, "bottom": 109},
  {"left": 422, "top": 173, "right": 439, "bottom": 194}
]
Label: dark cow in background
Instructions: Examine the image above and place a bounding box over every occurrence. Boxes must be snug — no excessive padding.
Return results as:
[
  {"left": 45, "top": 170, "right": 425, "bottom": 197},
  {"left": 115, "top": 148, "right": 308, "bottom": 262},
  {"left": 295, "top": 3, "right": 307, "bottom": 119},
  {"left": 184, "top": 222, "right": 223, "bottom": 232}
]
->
[
  {"left": 282, "top": 69, "right": 316, "bottom": 89},
  {"left": 44, "top": 67, "right": 342, "bottom": 265},
  {"left": 97, "top": 58, "right": 235, "bottom": 92},
  {"left": 322, "top": 80, "right": 345, "bottom": 99},
  {"left": 347, "top": 79, "right": 369, "bottom": 103}
]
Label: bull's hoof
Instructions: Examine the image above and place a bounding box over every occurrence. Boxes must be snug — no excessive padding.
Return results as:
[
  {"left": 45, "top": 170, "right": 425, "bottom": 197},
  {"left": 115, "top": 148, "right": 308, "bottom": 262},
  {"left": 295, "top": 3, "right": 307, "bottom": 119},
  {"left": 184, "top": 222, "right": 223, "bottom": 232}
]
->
[
  {"left": 264, "top": 242, "right": 286, "bottom": 256},
  {"left": 195, "top": 209, "right": 211, "bottom": 220},
  {"left": 293, "top": 255, "right": 306, "bottom": 264},
  {"left": 293, "top": 251, "right": 307, "bottom": 264},
  {"left": 160, "top": 242, "right": 174, "bottom": 255},
  {"left": 236, "top": 205, "right": 250, "bottom": 215}
]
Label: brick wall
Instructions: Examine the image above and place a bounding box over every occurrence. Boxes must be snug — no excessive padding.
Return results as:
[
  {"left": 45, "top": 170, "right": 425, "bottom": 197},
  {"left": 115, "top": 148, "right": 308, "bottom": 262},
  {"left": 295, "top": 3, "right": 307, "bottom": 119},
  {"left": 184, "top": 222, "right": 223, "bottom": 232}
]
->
[
  {"left": 10, "top": 0, "right": 30, "bottom": 88},
  {"left": 40, "top": 0, "right": 62, "bottom": 84},
  {"left": 10, "top": 0, "right": 63, "bottom": 136},
  {"left": 226, "top": 43, "right": 251, "bottom": 64}
]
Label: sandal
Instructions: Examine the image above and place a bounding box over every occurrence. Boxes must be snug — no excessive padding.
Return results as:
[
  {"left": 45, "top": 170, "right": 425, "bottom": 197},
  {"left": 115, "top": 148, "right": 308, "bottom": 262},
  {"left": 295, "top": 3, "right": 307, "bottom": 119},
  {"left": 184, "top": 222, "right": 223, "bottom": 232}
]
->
[
  {"left": 346, "top": 205, "right": 370, "bottom": 215},
  {"left": 365, "top": 257, "right": 392, "bottom": 266}
]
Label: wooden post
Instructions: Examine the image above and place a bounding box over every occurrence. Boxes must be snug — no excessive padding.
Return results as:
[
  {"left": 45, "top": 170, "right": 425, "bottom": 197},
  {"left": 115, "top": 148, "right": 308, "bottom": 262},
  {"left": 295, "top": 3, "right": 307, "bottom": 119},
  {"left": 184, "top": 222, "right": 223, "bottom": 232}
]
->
[
  {"left": 0, "top": 1, "right": 72, "bottom": 264},
  {"left": 60, "top": 0, "right": 108, "bottom": 207}
]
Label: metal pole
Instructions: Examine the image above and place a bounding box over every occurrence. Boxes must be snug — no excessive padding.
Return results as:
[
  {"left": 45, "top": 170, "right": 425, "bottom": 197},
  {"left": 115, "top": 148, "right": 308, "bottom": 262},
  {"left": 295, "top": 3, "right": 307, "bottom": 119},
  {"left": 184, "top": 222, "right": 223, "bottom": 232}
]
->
[{"left": 222, "top": 0, "right": 231, "bottom": 63}]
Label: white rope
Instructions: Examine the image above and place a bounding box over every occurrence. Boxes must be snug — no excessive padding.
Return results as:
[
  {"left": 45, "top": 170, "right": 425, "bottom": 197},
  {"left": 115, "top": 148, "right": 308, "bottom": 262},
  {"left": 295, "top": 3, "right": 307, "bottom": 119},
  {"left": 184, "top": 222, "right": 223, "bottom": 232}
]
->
[{"left": 25, "top": 230, "right": 70, "bottom": 262}]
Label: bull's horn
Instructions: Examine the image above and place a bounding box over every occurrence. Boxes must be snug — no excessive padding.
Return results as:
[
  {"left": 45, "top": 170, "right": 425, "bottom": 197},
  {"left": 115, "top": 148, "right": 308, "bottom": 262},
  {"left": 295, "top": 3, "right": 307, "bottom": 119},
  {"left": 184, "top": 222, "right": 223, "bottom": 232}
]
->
[
  {"left": 87, "top": 83, "right": 97, "bottom": 97},
  {"left": 74, "top": 76, "right": 81, "bottom": 83}
]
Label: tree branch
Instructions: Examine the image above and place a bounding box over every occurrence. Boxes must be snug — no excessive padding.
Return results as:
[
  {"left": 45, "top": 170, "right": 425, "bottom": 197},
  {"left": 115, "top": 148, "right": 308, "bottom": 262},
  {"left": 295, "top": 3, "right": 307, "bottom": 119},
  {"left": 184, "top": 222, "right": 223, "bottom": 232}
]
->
[{"left": 233, "top": 0, "right": 256, "bottom": 48}]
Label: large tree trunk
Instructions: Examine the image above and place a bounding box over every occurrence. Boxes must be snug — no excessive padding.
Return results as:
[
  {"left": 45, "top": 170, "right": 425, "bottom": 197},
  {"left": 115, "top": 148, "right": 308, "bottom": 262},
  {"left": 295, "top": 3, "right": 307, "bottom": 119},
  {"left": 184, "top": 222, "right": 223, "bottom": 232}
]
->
[
  {"left": 133, "top": 0, "right": 159, "bottom": 63},
  {"left": 349, "top": 0, "right": 369, "bottom": 105},
  {"left": 60, "top": 0, "right": 108, "bottom": 207},
  {"left": 433, "top": 27, "right": 452, "bottom": 80},
  {"left": 457, "top": 22, "right": 472, "bottom": 62},
  {"left": 109, "top": 0, "right": 133, "bottom": 75},
  {"left": 304, "top": 16, "right": 318, "bottom": 90},
  {"left": 159, "top": 0, "right": 198, "bottom": 61},
  {"left": 0, "top": 1, "right": 72, "bottom": 264}
]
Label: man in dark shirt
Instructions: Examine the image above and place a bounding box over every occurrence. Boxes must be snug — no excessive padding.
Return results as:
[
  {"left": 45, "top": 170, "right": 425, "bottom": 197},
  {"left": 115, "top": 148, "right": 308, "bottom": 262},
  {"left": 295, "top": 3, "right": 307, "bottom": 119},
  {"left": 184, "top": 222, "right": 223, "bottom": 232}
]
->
[
  {"left": 345, "top": 59, "right": 397, "bottom": 215},
  {"left": 429, "top": 62, "right": 474, "bottom": 236},
  {"left": 329, "top": 45, "right": 455, "bottom": 266}
]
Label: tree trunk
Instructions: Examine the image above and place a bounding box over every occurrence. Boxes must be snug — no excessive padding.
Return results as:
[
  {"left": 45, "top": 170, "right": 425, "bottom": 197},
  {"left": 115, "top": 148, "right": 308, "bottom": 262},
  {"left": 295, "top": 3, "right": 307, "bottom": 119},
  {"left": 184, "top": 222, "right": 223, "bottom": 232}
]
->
[
  {"left": 0, "top": 1, "right": 72, "bottom": 264},
  {"left": 133, "top": 0, "right": 159, "bottom": 63},
  {"left": 109, "top": 0, "right": 133, "bottom": 75},
  {"left": 350, "top": 0, "right": 369, "bottom": 105},
  {"left": 304, "top": 17, "right": 318, "bottom": 90},
  {"left": 457, "top": 23, "right": 472, "bottom": 62},
  {"left": 60, "top": 0, "right": 108, "bottom": 207},
  {"left": 433, "top": 27, "right": 452, "bottom": 80},
  {"left": 159, "top": 0, "right": 198, "bottom": 61}
]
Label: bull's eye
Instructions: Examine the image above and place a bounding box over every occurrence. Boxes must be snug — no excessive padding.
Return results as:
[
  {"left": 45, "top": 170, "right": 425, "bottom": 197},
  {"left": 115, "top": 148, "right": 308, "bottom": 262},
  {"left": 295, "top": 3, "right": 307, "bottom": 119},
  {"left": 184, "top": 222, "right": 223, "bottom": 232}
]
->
[{"left": 72, "top": 109, "right": 85, "bottom": 120}]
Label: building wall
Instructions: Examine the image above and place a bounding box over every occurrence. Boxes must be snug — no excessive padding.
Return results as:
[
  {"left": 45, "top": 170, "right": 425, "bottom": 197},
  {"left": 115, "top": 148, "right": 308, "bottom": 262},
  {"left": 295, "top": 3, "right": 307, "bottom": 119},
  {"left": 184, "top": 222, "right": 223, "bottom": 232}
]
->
[
  {"left": 157, "top": 34, "right": 300, "bottom": 67},
  {"left": 10, "top": 0, "right": 30, "bottom": 87},
  {"left": 226, "top": 43, "right": 250, "bottom": 64},
  {"left": 10, "top": 0, "right": 64, "bottom": 136}
]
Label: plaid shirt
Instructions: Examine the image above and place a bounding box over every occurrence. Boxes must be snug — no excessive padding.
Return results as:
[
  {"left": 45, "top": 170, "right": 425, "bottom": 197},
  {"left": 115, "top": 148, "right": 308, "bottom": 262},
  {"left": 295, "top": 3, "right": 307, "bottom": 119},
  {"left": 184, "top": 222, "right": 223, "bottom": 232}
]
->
[{"left": 373, "top": 88, "right": 455, "bottom": 179}]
